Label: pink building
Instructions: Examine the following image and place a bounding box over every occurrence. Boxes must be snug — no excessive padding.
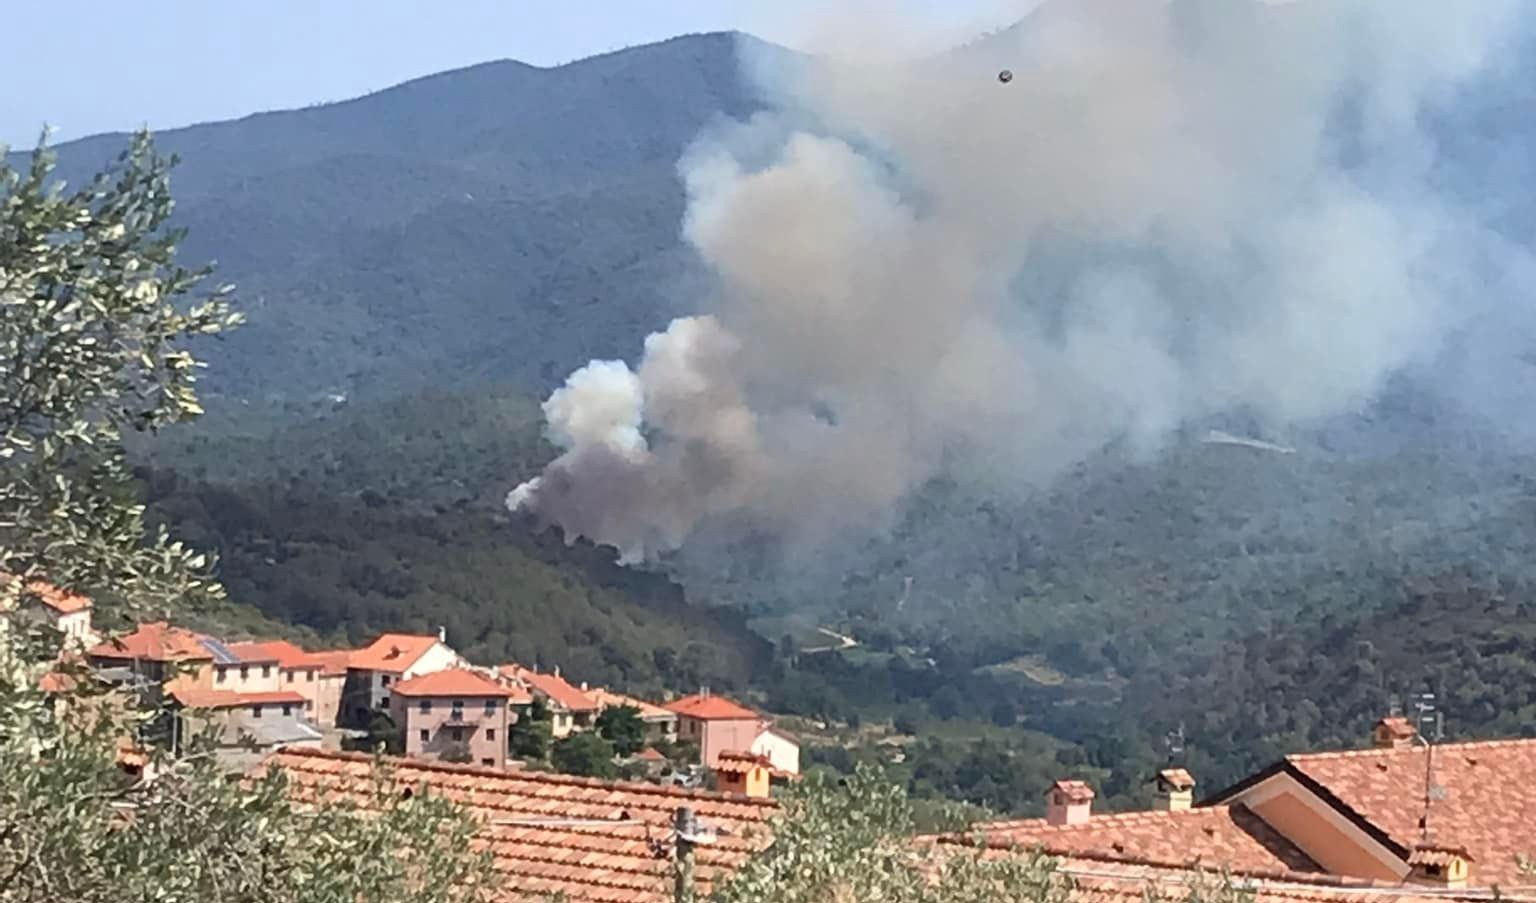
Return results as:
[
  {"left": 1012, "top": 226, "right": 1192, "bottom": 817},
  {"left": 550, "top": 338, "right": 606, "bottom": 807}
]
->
[
  {"left": 390, "top": 669, "right": 514, "bottom": 769},
  {"left": 662, "top": 691, "right": 765, "bottom": 768}
]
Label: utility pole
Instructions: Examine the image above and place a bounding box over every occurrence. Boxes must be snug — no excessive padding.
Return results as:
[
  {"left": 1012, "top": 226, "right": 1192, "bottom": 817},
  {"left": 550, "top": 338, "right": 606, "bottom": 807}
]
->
[{"left": 673, "top": 807, "right": 697, "bottom": 903}]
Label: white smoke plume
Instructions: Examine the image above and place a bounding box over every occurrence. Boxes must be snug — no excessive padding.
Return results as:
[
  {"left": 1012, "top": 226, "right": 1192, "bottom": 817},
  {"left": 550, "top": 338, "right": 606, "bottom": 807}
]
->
[{"left": 510, "top": 0, "right": 1532, "bottom": 561}]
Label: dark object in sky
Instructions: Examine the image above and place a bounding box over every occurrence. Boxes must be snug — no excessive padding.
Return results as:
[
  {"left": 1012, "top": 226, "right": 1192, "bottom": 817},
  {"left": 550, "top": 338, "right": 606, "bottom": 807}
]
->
[{"left": 998, "top": 69, "right": 1013, "bottom": 83}]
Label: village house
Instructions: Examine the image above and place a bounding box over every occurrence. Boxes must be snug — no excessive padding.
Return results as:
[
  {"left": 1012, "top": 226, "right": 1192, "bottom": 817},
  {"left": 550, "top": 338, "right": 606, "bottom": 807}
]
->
[
  {"left": 9, "top": 580, "right": 98, "bottom": 649},
  {"left": 171, "top": 687, "right": 322, "bottom": 771},
  {"left": 389, "top": 668, "right": 516, "bottom": 769},
  {"left": 713, "top": 750, "right": 774, "bottom": 798},
  {"left": 498, "top": 664, "right": 598, "bottom": 738},
  {"left": 663, "top": 689, "right": 801, "bottom": 775},
  {"left": 86, "top": 622, "right": 229, "bottom": 696},
  {"left": 590, "top": 687, "right": 679, "bottom": 745},
  {"left": 310, "top": 650, "right": 352, "bottom": 728},
  {"left": 342, "top": 631, "right": 461, "bottom": 725},
  {"left": 226, "top": 640, "right": 337, "bottom": 724}
]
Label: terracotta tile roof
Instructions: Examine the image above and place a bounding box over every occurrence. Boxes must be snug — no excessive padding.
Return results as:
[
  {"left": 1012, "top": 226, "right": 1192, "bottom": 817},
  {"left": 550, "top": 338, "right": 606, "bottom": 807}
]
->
[
  {"left": 636, "top": 747, "right": 667, "bottom": 762},
  {"left": 310, "top": 650, "right": 352, "bottom": 677},
  {"left": 662, "top": 693, "right": 759, "bottom": 722},
  {"left": 1406, "top": 844, "right": 1473, "bottom": 868},
  {"left": 1158, "top": 769, "right": 1196, "bottom": 792},
  {"left": 714, "top": 751, "right": 772, "bottom": 775},
  {"left": 1279, "top": 739, "right": 1536, "bottom": 886},
  {"left": 959, "top": 805, "right": 1323, "bottom": 875},
  {"left": 264, "top": 748, "right": 777, "bottom": 902},
  {"left": 225, "top": 640, "right": 326, "bottom": 670},
  {"left": 500, "top": 665, "right": 599, "bottom": 713},
  {"left": 21, "top": 580, "right": 92, "bottom": 614},
  {"left": 172, "top": 689, "right": 309, "bottom": 709},
  {"left": 391, "top": 668, "right": 517, "bottom": 699},
  {"left": 88, "top": 622, "right": 214, "bottom": 663},
  {"left": 1028, "top": 856, "right": 1448, "bottom": 903},
  {"left": 1049, "top": 780, "right": 1097, "bottom": 804},
  {"left": 1375, "top": 717, "right": 1416, "bottom": 741},
  {"left": 589, "top": 688, "right": 676, "bottom": 722},
  {"left": 348, "top": 633, "right": 442, "bottom": 673}
]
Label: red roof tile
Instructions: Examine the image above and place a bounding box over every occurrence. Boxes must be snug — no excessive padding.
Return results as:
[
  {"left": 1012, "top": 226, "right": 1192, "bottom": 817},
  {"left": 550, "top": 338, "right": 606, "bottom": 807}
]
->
[
  {"left": 225, "top": 640, "right": 327, "bottom": 670},
  {"left": 1049, "top": 780, "right": 1097, "bottom": 804},
  {"left": 1005, "top": 854, "right": 1447, "bottom": 903},
  {"left": 715, "top": 751, "right": 772, "bottom": 775},
  {"left": 636, "top": 748, "right": 666, "bottom": 762},
  {"left": 173, "top": 689, "right": 308, "bottom": 709},
  {"left": 21, "top": 580, "right": 92, "bottom": 614},
  {"left": 263, "top": 748, "right": 777, "bottom": 902},
  {"left": 348, "top": 634, "right": 443, "bottom": 673},
  {"left": 1158, "top": 769, "right": 1196, "bottom": 792},
  {"left": 1280, "top": 739, "right": 1536, "bottom": 886},
  {"left": 589, "top": 688, "right": 676, "bottom": 721},
  {"left": 391, "top": 669, "right": 517, "bottom": 699},
  {"left": 88, "top": 622, "right": 213, "bottom": 663},
  {"left": 310, "top": 650, "right": 352, "bottom": 677},
  {"left": 500, "top": 665, "right": 598, "bottom": 713},
  {"left": 960, "top": 805, "right": 1322, "bottom": 876},
  {"left": 662, "top": 693, "right": 759, "bottom": 722}
]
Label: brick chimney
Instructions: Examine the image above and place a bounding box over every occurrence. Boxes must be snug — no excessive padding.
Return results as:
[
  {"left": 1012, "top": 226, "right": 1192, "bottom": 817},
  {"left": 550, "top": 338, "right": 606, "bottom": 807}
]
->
[
  {"left": 1407, "top": 844, "right": 1473, "bottom": 889},
  {"left": 1373, "top": 716, "right": 1417, "bottom": 749},
  {"left": 1045, "top": 780, "right": 1094, "bottom": 826},
  {"left": 1154, "top": 768, "right": 1196, "bottom": 812}
]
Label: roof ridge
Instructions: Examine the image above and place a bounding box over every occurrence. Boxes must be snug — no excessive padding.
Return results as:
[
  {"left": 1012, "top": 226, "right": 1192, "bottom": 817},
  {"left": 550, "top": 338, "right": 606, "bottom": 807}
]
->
[
  {"left": 1288, "top": 737, "right": 1536, "bottom": 762},
  {"left": 979, "top": 805, "right": 1238, "bottom": 834},
  {"left": 273, "top": 748, "right": 779, "bottom": 808}
]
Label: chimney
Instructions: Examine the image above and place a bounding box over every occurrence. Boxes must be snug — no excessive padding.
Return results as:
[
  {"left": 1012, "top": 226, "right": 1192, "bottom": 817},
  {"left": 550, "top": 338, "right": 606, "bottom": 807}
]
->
[
  {"left": 1045, "top": 780, "right": 1094, "bottom": 826},
  {"left": 700, "top": 685, "right": 710, "bottom": 699},
  {"left": 1373, "top": 716, "right": 1417, "bottom": 749},
  {"left": 580, "top": 681, "right": 588, "bottom": 692},
  {"left": 437, "top": 625, "right": 446, "bottom": 644},
  {"left": 1154, "top": 769, "right": 1196, "bottom": 812},
  {"left": 553, "top": 665, "right": 560, "bottom": 678},
  {"left": 1407, "top": 844, "right": 1473, "bottom": 889}
]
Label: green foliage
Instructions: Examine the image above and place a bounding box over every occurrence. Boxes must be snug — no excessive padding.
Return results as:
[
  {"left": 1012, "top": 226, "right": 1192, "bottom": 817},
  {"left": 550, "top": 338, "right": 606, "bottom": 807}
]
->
[
  {"left": 0, "top": 130, "right": 240, "bottom": 611},
  {"left": 712, "top": 766, "right": 1075, "bottom": 903},
  {"left": 511, "top": 701, "right": 552, "bottom": 762},
  {"left": 0, "top": 133, "right": 494, "bottom": 902},
  {"left": 596, "top": 704, "right": 646, "bottom": 756},
  {"left": 550, "top": 731, "right": 617, "bottom": 779}
]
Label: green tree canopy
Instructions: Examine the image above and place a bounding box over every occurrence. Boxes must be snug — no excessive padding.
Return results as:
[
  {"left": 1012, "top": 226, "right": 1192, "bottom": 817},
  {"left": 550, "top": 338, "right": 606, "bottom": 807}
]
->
[
  {"left": 596, "top": 703, "right": 646, "bottom": 756},
  {"left": 551, "top": 730, "right": 617, "bottom": 778},
  {"left": 0, "top": 133, "right": 494, "bottom": 902}
]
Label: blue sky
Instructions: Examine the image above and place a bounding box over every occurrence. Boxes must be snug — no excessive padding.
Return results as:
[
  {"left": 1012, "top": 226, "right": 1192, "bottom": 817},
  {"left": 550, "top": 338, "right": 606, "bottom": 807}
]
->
[{"left": 3, "top": 0, "right": 1018, "bottom": 147}]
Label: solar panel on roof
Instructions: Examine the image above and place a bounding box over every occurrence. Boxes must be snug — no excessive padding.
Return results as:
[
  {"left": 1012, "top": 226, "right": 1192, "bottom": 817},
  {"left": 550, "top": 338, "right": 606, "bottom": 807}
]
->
[{"left": 199, "top": 638, "right": 241, "bottom": 664}]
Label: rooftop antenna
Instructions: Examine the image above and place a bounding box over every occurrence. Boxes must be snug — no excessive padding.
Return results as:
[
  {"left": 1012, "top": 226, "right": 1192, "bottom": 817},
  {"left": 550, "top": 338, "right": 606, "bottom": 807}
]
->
[
  {"left": 1164, "top": 722, "right": 1187, "bottom": 764},
  {"left": 1412, "top": 691, "right": 1447, "bottom": 844}
]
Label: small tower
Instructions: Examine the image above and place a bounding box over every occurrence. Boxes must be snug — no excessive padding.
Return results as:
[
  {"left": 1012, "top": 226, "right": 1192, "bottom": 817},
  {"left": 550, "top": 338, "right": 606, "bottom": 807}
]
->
[
  {"left": 1407, "top": 844, "right": 1473, "bottom": 889},
  {"left": 714, "top": 751, "right": 772, "bottom": 799},
  {"left": 1154, "top": 768, "right": 1196, "bottom": 812}
]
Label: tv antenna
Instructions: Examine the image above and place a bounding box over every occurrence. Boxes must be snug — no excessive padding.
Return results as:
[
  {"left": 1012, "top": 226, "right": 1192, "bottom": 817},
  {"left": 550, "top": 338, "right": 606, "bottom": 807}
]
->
[
  {"left": 1164, "top": 722, "right": 1187, "bottom": 763},
  {"left": 1412, "top": 692, "right": 1447, "bottom": 843}
]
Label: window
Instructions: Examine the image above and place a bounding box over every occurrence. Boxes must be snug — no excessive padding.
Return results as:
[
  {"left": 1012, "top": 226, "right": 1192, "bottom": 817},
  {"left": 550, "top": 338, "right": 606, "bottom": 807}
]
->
[
  {"left": 485, "top": 729, "right": 496, "bottom": 742},
  {"left": 451, "top": 700, "right": 464, "bottom": 719},
  {"left": 215, "top": 667, "right": 227, "bottom": 684},
  {"left": 481, "top": 758, "right": 495, "bottom": 767},
  {"left": 380, "top": 675, "right": 391, "bottom": 686},
  {"left": 281, "top": 704, "right": 293, "bottom": 717},
  {"left": 239, "top": 665, "right": 249, "bottom": 680},
  {"left": 419, "top": 729, "right": 429, "bottom": 743},
  {"left": 484, "top": 699, "right": 498, "bottom": 714},
  {"left": 251, "top": 705, "right": 263, "bottom": 718},
  {"left": 286, "top": 671, "right": 294, "bottom": 683},
  {"left": 261, "top": 665, "right": 271, "bottom": 678},
  {"left": 305, "top": 700, "right": 313, "bottom": 711},
  {"left": 306, "top": 670, "right": 315, "bottom": 682},
  {"left": 419, "top": 700, "right": 432, "bottom": 713}
]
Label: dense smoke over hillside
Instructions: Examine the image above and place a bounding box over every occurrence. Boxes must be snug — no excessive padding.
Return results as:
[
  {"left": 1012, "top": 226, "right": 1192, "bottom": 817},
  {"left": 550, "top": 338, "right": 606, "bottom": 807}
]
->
[{"left": 509, "top": 0, "right": 1532, "bottom": 563}]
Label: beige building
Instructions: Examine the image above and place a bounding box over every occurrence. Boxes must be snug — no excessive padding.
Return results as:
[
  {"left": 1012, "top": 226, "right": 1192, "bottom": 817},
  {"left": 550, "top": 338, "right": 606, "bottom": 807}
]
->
[
  {"left": 343, "top": 632, "right": 462, "bottom": 725},
  {"left": 171, "top": 688, "right": 322, "bottom": 769},
  {"left": 227, "top": 640, "right": 337, "bottom": 725},
  {"left": 499, "top": 665, "right": 598, "bottom": 739},
  {"left": 390, "top": 669, "right": 515, "bottom": 769},
  {"left": 590, "top": 687, "right": 678, "bottom": 745}
]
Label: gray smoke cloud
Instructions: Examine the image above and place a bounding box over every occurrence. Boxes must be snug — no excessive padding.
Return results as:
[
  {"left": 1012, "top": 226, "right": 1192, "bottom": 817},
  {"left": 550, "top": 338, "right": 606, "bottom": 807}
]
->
[{"left": 509, "top": 0, "right": 1533, "bottom": 562}]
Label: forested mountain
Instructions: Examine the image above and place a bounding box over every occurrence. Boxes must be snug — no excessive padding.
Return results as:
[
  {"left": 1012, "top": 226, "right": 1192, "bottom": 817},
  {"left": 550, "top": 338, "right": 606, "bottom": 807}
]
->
[{"left": 27, "top": 16, "right": 1536, "bottom": 816}]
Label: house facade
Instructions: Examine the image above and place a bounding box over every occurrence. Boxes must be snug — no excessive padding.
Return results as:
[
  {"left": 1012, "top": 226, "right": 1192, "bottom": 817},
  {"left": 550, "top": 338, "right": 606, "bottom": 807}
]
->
[
  {"left": 590, "top": 688, "right": 678, "bottom": 745},
  {"left": 663, "top": 691, "right": 764, "bottom": 768},
  {"left": 342, "top": 632, "right": 461, "bottom": 725},
  {"left": 389, "top": 669, "right": 515, "bottom": 769},
  {"left": 227, "top": 640, "right": 335, "bottom": 725},
  {"left": 749, "top": 726, "right": 800, "bottom": 775},
  {"left": 12, "top": 581, "right": 97, "bottom": 648},
  {"left": 499, "top": 665, "right": 598, "bottom": 738}
]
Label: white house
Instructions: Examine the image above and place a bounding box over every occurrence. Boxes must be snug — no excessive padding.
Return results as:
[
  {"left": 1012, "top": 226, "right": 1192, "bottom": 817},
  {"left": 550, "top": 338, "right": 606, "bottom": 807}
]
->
[
  {"left": 750, "top": 725, "right": 801, "bottom": 776},
  {"left": 343, "top": 631, "right": 461, "bottom": 724}
]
